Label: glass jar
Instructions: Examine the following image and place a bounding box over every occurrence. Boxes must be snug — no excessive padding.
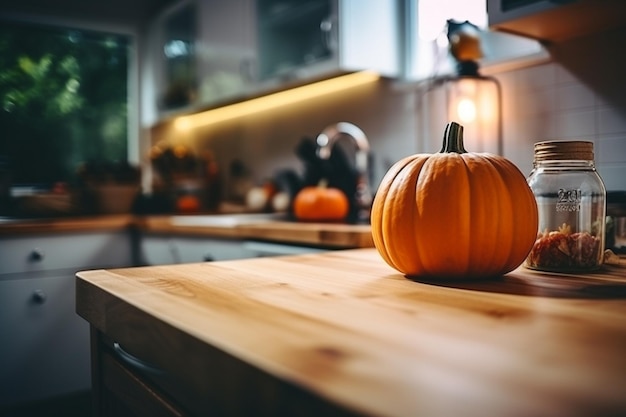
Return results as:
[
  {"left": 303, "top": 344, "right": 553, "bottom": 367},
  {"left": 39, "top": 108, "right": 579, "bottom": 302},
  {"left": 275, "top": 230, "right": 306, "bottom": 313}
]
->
[{"left": 525, "top": 141, "right": 606, "bottom": 272}]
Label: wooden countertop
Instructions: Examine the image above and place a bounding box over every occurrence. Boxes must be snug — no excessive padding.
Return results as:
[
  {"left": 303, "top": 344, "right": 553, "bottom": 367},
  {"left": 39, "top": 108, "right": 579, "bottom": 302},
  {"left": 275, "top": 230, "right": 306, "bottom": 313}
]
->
[
  {"left": 0, "top": 214, "right": 374, "bottom": 248},
  {"left": 0, "top": 214, "right": 136, "bottom": 236},
  {"left": 76, "top": 249, "right": 626, "bottom": 417},
  {"left": 138, "top": 215, "right": 373, "bottom": 248}
]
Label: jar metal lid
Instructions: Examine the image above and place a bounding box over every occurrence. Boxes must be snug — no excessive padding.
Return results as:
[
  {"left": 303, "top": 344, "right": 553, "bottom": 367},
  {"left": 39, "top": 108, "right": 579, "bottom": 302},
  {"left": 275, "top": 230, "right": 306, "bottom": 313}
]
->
[{"left": 533, "top": 140, "right": 594, "bottom": 162}]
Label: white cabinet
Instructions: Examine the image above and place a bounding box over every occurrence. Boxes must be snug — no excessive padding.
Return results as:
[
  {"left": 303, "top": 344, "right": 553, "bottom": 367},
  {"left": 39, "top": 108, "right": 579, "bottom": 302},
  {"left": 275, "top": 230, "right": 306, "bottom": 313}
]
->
[
  {"left": 196, "top": 0, "right": 257, "bottom": 105},
  {"left": 139, "top": 234, "right": 248, "bottom": 265},
  {"left": 256, "top": 0, "right": 399, "bottom": 86},
  {"left": 151, "top": 0, "right": 257, "bottom": 113},
  {"left": 0, "top": 275, "right": 90, "bottom": 406},
  {"left": 0, "top": 231, "right": 133, "bottom": 408},
  {"left": 0, "top": 232, "right": 133, "bottom": 275},
  {"left": 150, "top": 0, "right": 399, "bottom": 117},
  {"left": 152, "top": 0, "right": 199, "bottom": 112}
]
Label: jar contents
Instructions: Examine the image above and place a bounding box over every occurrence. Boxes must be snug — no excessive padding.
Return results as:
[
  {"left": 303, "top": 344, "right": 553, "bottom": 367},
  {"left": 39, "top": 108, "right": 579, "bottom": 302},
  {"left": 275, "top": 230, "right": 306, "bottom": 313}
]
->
[
  {"left": 527, "top": 223, "right": 602, "bottom": 270},
  {"left": 525, "top": 141, "right": 606, "bottom": 272}
]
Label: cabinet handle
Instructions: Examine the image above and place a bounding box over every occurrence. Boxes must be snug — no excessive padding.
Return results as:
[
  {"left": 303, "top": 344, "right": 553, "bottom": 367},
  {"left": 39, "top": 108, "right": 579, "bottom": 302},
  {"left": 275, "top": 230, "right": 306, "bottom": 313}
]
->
[
  {"left": 113, "top": 342, "right": 166, "bottom": 376},
  {"left": 320, "top": 15, "right": 337, "bottom": 52},
  {"left": 32, "top": 289, "right": 47, "bottom": 304},
  {"left": 29, "top": 248, "right": 45, "bottom": 262},
  {"left": 239, "top": 59, "right": 255, "bottom": 83}
]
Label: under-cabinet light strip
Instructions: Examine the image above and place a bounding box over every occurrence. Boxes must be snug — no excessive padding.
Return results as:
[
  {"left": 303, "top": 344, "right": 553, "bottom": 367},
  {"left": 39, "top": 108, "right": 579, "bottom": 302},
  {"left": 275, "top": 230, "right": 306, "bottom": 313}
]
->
[{"left": 174, "top": 70, "right": 380, "bottom": 131}]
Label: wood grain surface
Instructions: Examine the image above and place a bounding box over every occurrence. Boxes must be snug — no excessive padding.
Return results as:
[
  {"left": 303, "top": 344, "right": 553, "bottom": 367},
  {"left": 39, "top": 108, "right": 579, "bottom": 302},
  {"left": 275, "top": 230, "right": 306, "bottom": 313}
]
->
[{"left": 76, "top": 249, "right": 626, "bottom": 417}]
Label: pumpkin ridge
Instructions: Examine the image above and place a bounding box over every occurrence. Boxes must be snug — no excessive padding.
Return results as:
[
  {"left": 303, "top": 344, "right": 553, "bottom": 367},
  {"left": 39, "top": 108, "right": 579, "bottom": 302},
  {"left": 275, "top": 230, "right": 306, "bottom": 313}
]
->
[
  {"left": 461, "top": 154, "right": 487, "bottom": 275},
  {"left": 488, "top": 156, "right": 537, "bottom": 273},
  {"left": 416, "top": 153, "right": 470, "bottom": 277},
  {"left": 385, "top": 157, "right": 428, "bottom": 275},
  {"left": 460, "top": 153, "right": 486, "bottom": 276},
  {"left": 473, "top": 154, "right": 510, "bottom": 275},
  {"left": 371, "top": 155, "right": 419, "bottom": 271}
]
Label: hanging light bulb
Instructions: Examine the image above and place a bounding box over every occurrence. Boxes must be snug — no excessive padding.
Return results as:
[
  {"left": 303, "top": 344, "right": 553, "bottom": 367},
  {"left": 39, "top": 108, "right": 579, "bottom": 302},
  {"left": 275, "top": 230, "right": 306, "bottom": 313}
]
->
[
  {"left": 457, "top": 97, "right": 476, "bottom": 123},
  {"left": 440, "top": 20, "right": 503, "bottom": 154}
]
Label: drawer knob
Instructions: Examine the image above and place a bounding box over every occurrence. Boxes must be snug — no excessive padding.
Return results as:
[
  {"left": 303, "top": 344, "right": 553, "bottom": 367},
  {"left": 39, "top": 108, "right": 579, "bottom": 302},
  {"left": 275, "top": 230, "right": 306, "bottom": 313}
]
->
[
  {"left": 32, "top": 289, "right": 47, "bottom": 304},
  {"left": 29, "top": 249, "right": 45, "bottom": 262}
]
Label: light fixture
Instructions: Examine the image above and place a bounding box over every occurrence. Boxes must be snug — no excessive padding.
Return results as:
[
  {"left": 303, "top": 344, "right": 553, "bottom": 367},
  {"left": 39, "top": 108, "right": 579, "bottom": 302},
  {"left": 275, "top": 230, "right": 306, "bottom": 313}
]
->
[
  {"left": 440, "top": 20, "right": 502, "bottom": 154},
  {"left": 174, "top": 71, "right": 380, "bottom": 131}
]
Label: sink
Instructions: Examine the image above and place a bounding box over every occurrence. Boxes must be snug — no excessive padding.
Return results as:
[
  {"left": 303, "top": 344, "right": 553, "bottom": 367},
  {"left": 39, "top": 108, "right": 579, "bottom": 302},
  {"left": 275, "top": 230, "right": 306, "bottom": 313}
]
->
[{"left": 170, "top": 212, "right": 288, "bottom": 227}]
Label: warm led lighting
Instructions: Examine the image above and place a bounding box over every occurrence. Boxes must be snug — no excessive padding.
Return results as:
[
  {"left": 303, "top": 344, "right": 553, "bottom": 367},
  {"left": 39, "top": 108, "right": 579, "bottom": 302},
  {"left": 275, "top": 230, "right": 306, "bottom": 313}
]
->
[
  {"left": 174, "top": 71, "right": 380, "bottom": 131},
  {"left": 456, "top": 97, "right": 477, "bottom": 123}
]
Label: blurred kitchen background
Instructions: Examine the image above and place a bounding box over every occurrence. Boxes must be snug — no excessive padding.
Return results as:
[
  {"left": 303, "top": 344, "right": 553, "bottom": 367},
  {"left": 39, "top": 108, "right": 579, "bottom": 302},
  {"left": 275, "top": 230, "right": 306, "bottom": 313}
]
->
[
  {"left": 0, "top": 0, "right": 624, "bottom": 214},
  {"left": 1, "top": 1, "right": 626, "bottom": 415}
]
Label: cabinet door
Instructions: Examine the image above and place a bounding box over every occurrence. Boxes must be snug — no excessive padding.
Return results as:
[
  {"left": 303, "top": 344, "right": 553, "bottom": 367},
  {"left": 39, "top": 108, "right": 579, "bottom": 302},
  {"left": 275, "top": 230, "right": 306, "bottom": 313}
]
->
[
  {"left": 256, "top": 0, "right": 399, "bottom": 83},
  {"left": 256, "top": 0, "right": 334, "bottom": 81},
  {"left": 174, "top": 236, "right": 246, "bottom": 262},
  {"left": 0, "top": 273, "right": 91, "bottom": 406},
  {"left": 0, "top": 231, "right": 133, "bottom": 276},
  {"left": 196, "top": 0, "right": 257, "bottom": 105},
  {"left": 157, "top": 0, "right": 199, "bottom": 111},
  {"left": 140, "top": 235, "right": 247, "bottom": 265}
]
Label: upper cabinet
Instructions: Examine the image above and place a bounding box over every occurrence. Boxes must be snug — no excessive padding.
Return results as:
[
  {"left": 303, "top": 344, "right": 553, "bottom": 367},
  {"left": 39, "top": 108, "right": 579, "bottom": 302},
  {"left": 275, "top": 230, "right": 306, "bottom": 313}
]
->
[
  {"left": 487, "top": 0, "right": 626, "bottom": 42},
  {"left": 152, "top": 0, "right": 257, "bottom": 113},
  {"left": 196, "top": 0, "right": 257, "bottom": 106},
  {"left": 149, "top": 0, "right": 399, "bottom": 119},
  {"left": 256, "top": 0, "right": 399, "bottom": 87},
  {"left": 156, "top": 1, "right": 199, "bottom": 111}
]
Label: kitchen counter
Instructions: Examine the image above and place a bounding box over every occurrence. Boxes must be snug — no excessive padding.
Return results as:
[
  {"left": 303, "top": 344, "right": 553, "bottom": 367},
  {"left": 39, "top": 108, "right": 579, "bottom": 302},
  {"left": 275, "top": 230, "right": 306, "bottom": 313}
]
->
[
  {"left": 0, "top": 214, "right": 373, "bottom": 248},
  {"left": 76, "top": 248, "right": 626, "bottom": 417},
  {"left": 0, "top": 214, "right": 136, "bottom": 236},
  {"left": 139, "top": 215, "right": 373, "bottom": 248}
]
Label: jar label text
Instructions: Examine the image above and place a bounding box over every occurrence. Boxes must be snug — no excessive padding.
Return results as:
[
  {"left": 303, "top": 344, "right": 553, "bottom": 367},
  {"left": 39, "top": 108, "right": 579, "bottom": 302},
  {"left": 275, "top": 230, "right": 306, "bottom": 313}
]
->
[{"left": 556, "top": 188, "right": 581, "bottom": 212}]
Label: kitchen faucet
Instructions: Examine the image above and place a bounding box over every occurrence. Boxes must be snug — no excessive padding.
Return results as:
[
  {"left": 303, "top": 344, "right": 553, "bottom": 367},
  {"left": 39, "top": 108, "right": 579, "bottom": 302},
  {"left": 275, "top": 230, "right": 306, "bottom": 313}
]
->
[{"left": 316, "top": 122, "right": 372, "bottom": 223}]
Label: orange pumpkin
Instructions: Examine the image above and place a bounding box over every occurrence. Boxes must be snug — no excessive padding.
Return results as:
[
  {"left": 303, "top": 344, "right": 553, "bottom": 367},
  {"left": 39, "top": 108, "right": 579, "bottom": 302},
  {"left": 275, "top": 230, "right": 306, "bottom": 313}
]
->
[
  {"left": 371, "top": 122, "right": 538, "bottom": 279},
  {"left": 294, "top": 180, "right": 349, "bottom": 221}
]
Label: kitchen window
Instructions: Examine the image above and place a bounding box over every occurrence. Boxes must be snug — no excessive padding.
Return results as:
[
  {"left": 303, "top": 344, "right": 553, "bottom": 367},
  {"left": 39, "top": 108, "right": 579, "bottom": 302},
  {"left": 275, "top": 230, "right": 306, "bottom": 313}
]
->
[{"left": 0, "top": 20, "right": 133, "bottom": 188}]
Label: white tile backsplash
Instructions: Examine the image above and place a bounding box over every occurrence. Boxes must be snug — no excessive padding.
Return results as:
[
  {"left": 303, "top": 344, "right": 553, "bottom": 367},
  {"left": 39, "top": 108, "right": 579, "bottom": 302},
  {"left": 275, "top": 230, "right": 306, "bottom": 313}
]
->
[
  {"left": 598, "top": 135, "right": 626, "bottom": 164},
  {"left": 555, "top": 109, "right": 597, "bottom": 139},
  {"left": 599, "top": 107, "right": 626, "bottom": 135},
  {"left": 487, "top": 29, "right": 626, "bottom": 191},
  {"left": 515, "top": 63, "right": 556, "bottom": 93},
  {"left": 556, "top": 83, "right": 595, "bottom": 111}
]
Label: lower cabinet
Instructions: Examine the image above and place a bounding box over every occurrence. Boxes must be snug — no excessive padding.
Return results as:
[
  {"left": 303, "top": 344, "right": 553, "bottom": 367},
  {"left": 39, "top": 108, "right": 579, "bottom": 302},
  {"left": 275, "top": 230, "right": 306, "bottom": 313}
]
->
[
  {"left": 0, "top": 231, "right": 134, "bottom": 412},
  {"left": 0, "top": 273, "right": 91, "bottom": 406},
  {"left": 140, "top": 235, "right": 332, "bottom": 266},
  {"left": 93, "top": 333, "right": 185, "bottom": 417},
  {"left": 88, "top": 324, "right": 359, "bottom": 417},
  {"left": 139, "top": 235, "right": 248, "bottom": 265}
]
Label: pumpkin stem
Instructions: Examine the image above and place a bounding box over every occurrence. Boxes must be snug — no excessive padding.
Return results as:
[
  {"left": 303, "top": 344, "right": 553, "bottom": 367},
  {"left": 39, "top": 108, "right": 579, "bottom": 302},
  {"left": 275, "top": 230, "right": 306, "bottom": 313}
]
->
[
  {"left": 317, "top": 178, "right": 329, "bottom": 188},
  {"left": 440, "top": 122, "right": 467, "bottom": 154}
]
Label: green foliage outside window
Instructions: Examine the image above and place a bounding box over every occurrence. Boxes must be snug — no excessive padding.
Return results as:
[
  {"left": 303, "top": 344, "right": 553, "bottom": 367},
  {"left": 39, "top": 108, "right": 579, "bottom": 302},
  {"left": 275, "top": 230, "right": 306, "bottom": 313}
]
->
[{"left": 0, "top": 21, "right": 130, "bottom": 185}]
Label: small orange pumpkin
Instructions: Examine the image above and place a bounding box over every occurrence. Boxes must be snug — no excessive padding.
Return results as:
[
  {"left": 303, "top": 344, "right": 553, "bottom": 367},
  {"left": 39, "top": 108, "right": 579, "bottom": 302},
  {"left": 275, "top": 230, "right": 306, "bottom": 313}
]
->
[
  {"left": 371, "top": 122, "right": 538, "bottom": 279},
  {"left": 294, "top": 180, "right": 349, "bottom": 222}
]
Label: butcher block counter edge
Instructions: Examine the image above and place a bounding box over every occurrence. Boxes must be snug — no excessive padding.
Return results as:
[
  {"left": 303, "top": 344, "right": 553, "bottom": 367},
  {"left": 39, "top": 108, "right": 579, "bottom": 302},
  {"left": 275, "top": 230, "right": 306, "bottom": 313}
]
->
[
  {"left": 0, "top": 215, "right": 374, "bottom": 248},
  {"left": 0, "top": 214, "right": 136, "bottom": 236},
  {"left": 76, "top": 248, "right": 626, "bottom": 417}
]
